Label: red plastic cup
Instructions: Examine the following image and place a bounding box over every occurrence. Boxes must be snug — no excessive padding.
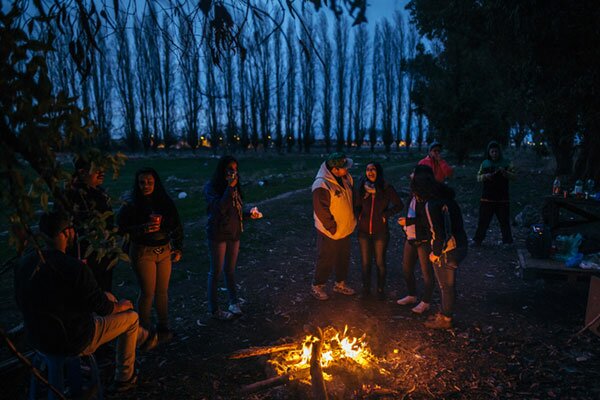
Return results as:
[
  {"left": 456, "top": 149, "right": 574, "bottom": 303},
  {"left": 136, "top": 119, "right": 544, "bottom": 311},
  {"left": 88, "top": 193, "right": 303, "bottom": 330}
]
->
[{"left": 149, "top": 214, "right": 162, "bottom": 229}]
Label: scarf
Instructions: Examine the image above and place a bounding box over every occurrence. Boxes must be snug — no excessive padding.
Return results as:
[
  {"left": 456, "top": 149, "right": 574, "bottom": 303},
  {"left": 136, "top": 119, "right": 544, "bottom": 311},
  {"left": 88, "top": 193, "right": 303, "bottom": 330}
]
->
[
  {"left": 404, "top": 197, "right": 417, "bottom": 240},
  {"left": 232, "top": 188, "right": 243, "bottom": 232}
]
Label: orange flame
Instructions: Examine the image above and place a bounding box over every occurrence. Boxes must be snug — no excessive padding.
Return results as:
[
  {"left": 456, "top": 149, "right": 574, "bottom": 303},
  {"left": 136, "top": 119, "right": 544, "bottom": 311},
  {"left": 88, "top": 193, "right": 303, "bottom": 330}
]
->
[{"left": 267, "top": 325, "right": 386, "bottom": 382}]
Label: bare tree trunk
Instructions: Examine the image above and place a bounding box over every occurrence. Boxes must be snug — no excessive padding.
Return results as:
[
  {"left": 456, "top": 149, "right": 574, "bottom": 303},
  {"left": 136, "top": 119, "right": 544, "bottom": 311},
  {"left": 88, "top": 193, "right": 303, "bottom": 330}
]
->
[
  {"left": 274, "top": 24, "right": 284, "bottom": 153},
  {"left": 394, "top": 12, "right": 406, "bottom": 151},
  {"left": 370, "top": 27, "right": 381, "bottom": 152},
  {"left": 380, "top": 21, "right": 395, "bottom": 152},
  {"left": 286, "top": 22, "right": 297, "bottom": 153},
  {"left": 352, "top": 26, "right": 369, "bottom": 149},
  {"left": 319, "top": 14, "right": 333, "bottom": 153},
  {"left": 335, "top": 17, "right": 349, "bottom": 151},
  {"left": 115, "top": 13, "right": 137, "bottom": 151}
]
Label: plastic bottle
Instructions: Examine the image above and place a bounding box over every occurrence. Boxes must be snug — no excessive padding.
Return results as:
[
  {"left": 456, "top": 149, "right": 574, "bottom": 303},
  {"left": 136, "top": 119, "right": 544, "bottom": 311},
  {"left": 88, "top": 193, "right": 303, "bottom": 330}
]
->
[
  {"left": 574, "top": 180, "right": 584, "bottom": 198},
  {"left": 552, "top": 177, "right": 561, "bottom": 195},
  {"left": 585, "top": 179, "right": 595, "bottom": 193}
]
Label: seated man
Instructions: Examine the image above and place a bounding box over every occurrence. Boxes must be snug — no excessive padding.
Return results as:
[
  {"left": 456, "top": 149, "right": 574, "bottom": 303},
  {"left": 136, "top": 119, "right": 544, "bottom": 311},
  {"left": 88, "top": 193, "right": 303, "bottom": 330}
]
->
[{"left": 14, "top": 211, "right": 156, "bottom": 393}]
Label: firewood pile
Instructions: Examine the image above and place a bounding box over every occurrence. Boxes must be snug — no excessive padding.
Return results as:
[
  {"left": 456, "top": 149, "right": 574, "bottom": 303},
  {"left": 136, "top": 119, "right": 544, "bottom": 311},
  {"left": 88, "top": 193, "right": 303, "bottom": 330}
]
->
[{"left": 230, "top": 325, "right": 415, "bottom": 399}]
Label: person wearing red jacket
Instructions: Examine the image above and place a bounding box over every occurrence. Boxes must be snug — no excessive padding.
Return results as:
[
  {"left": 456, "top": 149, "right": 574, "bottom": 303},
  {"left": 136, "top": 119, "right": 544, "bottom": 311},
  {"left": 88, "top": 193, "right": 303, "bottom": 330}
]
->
[{"left": 418, "top": 142, "right": 454, "bottom": 183}]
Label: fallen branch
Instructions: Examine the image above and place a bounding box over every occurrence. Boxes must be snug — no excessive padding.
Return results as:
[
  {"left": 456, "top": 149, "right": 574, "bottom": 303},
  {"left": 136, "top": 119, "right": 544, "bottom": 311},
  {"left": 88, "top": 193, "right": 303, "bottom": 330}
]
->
[
  {"left": 0, "top": 327, "right": 66, "bottom": 400},
  {"left": 571, "top": 311, "right": 600, "bottom": 340},
  {"left": 240, "top": 368, "right": 310, "bottom": 394},
  {"left": 240, "top": 374, "right": 290, "bottom": 394},
  {"left": 229, "top": 343, "right": 298, "bottom": 359},
  {"left": 310, "top": 326, "right": 328, "bottom": 400}
]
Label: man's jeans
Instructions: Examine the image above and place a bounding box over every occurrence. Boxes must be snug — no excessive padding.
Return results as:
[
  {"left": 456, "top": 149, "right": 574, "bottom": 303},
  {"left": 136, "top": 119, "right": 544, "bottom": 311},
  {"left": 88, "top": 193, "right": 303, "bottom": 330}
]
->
[{"left": 80, "top": 310, "right": 139, "bottom": 382}]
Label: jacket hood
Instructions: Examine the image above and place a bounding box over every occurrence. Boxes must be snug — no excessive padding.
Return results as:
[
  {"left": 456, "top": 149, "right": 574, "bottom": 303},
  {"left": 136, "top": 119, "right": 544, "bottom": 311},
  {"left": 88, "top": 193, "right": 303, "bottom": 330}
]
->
[
  {"left": 486, "top": 141, "right": 503, "bottom": 161},
  {"left": 439, "top": 184, "right": 456, "bottom": 200},
  {"left": 315, "top": 162, "right": 342, "bottom": 186}
]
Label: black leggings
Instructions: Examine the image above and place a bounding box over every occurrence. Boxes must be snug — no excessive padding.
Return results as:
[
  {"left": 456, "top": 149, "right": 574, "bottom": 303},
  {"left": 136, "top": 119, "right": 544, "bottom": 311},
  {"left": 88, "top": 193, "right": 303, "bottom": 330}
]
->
[
  {"left": 474, "top": 201, "right": 513, "bottom": 244},
  {"left": 402, "top": 241, "right": 434, "bottom": 303},
  {"left": 358, "top": 232, "right": 389, "bottom": 292}
]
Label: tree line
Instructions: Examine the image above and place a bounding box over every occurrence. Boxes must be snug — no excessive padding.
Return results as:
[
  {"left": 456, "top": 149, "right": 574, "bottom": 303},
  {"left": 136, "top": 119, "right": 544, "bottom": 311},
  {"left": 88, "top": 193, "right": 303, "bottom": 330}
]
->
[
  {"left": 406, "top": 0, "right": 600, "bottom": 180},
  {"left": 43, "top": 1, "right": 428, "bottom": 154}
]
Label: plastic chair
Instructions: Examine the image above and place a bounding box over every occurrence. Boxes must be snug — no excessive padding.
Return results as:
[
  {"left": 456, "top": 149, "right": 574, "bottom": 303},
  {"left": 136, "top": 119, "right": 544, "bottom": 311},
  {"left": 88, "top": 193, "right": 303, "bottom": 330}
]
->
[{"left": 29, "top": 351, "right": 102, "bottom": 400}]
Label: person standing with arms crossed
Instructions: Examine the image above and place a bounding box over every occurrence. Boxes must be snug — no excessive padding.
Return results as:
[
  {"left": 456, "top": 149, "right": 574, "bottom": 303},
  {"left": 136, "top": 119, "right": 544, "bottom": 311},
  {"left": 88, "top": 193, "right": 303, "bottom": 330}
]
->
[{"left": 311, "top": 153, "right": 357, "bottom": 300}]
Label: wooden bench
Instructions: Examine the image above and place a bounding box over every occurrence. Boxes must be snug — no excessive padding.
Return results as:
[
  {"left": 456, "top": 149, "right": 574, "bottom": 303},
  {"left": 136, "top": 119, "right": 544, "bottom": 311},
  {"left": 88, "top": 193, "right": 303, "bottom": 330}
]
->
[{"left": 517, "top": 248, "right": 600, "bottom": 283}]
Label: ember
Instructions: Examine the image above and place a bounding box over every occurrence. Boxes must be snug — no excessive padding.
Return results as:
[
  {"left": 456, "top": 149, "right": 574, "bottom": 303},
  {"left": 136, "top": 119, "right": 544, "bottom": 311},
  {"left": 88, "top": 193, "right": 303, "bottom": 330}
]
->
[{"left": 267, "top": 325, "right": 387, "bottom": 383}]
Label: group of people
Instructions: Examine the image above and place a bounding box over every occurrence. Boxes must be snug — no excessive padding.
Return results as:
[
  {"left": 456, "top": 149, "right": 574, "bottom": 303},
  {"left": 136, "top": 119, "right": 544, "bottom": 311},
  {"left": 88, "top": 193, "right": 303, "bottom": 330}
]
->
[
  {"left": 310, "top": 141, "right": 515, "bottom": 330},
  {"left": 13, "top": 140, "right": 514, "bottom": 393},
  {"left": 13, "top": 156, "right": 262, "bottom": 393}
]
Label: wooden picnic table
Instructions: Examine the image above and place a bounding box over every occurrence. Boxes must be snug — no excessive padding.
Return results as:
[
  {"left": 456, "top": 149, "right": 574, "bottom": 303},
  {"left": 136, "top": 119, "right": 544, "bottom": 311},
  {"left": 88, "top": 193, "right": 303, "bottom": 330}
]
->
[
  {"left": 517, "top": 248, "right": 600, "bottom": 283},
  {"left": 542, "top": 195, "right": 600, "bottom": 253}
]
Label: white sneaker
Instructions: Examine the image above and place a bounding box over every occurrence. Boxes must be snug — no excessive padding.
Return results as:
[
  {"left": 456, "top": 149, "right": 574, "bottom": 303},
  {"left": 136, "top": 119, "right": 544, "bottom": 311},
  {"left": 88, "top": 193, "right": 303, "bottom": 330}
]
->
[
  {"left": 228, "top": 303, "right": 243, "bottom": 315},
  {"left": 311, "top": 284, "right": 329, "bottom": 300},
  {"left": 333, "top": 281, "right": 356, "bottom": 296},
  {"left": 396, "top": 295, "right": 417, "bottom": 305},
  {"left": 411, "top": 301, "right": 430, "bottom": 314}
]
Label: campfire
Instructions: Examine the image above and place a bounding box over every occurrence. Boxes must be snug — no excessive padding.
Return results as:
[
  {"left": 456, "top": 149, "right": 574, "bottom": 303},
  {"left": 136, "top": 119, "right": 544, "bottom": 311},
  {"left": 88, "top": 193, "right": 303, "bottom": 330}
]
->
[
  {"left": 231, "top": 325, "right": 395, "bottom": 397},
  {"left": 267, "top": 325, "right": 387, "bottom": 382}
]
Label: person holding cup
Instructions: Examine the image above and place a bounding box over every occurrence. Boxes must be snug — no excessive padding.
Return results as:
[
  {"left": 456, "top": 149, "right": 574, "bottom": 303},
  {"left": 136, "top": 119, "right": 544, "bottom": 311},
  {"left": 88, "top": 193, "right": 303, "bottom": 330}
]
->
[
  {"left": 204, "top": 155, "right": 263, "bottom": 320},
  {"left": 396, "top": 165, "right": 436, "bottom": 314},
  {"left": 118, "top": 167, "right": 183, "bottom": 342}
]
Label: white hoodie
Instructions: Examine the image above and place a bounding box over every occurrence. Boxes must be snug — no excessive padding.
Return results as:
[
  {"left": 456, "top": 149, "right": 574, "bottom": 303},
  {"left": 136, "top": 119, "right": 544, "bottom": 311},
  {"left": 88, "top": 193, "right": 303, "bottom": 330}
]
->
[{"left": 311, "top": 162, "right": 356, "bottom": 239}]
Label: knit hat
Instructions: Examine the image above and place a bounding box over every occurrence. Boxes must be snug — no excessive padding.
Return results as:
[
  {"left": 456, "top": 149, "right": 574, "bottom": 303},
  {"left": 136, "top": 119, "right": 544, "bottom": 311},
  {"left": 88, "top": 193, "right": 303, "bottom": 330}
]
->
[
  {"left": 326, "top": 152, "right": 353, "bottom": 169},
  {"left": 428, "top": 142, "right": 442, "bottom": 152}
]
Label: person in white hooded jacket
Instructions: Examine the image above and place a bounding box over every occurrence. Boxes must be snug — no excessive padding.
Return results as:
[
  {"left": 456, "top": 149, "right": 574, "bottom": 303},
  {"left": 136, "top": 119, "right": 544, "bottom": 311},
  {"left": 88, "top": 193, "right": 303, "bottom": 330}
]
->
[{"left": 310, "top": 152, "right": 357, "bottom": 300}]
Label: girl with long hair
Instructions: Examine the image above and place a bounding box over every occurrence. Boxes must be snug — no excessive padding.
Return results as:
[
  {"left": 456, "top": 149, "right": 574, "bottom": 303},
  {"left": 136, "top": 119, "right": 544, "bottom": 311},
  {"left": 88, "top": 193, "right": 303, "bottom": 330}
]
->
[
  {"left": 118, "top": 167, "right": 183, "bottom": 342},
  {"left": 396, "top": 165, "right": 436, "bottom": 314},
  {"left": 204, "top": 156, "right": 262, "bottom": 320},
  {"left": 354, "top": 162, "right": 403, "bottom": 299},
  {"left": 410, "top": 170, "right": 467, "bottom": 329}
]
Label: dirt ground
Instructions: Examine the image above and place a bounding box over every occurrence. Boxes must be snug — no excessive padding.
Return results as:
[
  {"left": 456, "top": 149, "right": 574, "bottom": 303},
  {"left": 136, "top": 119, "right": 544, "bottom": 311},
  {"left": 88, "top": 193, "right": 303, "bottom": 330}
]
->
[{"left": 2, "top": 153, "right": 600, "bottom": 399}]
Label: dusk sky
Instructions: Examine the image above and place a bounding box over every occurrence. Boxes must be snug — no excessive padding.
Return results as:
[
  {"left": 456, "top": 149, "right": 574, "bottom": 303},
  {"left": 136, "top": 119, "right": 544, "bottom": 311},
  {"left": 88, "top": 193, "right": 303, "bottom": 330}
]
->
[{"left": 365, "top": 0, "right": 409, "bottom": 23}]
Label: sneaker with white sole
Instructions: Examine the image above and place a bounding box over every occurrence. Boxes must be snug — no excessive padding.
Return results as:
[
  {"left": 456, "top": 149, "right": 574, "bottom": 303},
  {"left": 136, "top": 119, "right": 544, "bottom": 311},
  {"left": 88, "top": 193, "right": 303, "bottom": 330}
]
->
[
  {"left": 411, "top": 301, "right": 430, "bottom": 314},
  {"left": 228, "top": 303, "right": 243, "bottom": 315},
  {"left": 311, "top": 284, "right": 329, "bottom": 300},
  {"left": 396, "top": 295, "right": 417, "bottom": 305},
  {"left": 333, "top": 281, "right": 356, "bottom": 295}
]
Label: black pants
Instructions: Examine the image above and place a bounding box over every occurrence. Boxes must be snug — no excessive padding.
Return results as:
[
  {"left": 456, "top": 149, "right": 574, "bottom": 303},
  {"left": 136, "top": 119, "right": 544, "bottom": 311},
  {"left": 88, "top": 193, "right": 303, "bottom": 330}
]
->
[
  {"left": 402, "top": 240, "right": 434, "bottom": 303},
  {"left": 314, "top": 231, "right": 351, "bottom": 286},
  {"left": 358, "top": 232, "right": 388, "bottom": 293},
  {"left": 473, "top": 201, "right": 513, "bottom": 244},
  {"left": 433, "top": 247, "right": 467, "bottom": 318}
]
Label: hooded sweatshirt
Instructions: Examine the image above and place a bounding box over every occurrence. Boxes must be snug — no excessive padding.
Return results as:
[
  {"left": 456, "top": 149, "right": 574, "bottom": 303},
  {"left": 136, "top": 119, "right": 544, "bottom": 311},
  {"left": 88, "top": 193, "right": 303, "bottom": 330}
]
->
[
  {"left": 477, "top": 141, "right": 515, "bottom": 202},
  {"left": 312, "top": 162, "right": 356, "bottom": 240},
  {"left": 424, "top": 186, "right": 467, "bottom": 258}
]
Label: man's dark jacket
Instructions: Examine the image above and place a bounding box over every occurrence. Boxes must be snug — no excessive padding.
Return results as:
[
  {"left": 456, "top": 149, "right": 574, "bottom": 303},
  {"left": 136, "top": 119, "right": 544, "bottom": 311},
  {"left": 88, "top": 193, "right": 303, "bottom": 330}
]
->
[{"left": 15, "top": 249, "right": 114, "bottom": 355}]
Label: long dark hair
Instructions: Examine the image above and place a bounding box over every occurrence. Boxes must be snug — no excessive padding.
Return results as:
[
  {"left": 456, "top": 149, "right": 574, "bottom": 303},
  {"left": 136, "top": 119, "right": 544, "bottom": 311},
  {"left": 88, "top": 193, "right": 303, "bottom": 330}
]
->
[
  {"left": 210, "top": 155, "right": 243, "bottom": 198},
  {"left": 359, "top": 161, "right": 385, "bottom": 197},
  {"left": 410, "top": 164, "right": 450, "bottom": 201},
  {"left": 132, "top": 167, "right": 172, "bottom": 206}
]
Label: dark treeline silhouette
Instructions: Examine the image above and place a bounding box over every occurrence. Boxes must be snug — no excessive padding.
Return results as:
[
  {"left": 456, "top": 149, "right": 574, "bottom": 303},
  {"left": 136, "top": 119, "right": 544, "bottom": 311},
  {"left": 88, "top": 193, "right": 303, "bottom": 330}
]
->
[
  {"left": 43, "top": 2, "right": 428, "bottom": 154},
  {"left": 406, "top": 0, "right": 600, "bottom": 181}
]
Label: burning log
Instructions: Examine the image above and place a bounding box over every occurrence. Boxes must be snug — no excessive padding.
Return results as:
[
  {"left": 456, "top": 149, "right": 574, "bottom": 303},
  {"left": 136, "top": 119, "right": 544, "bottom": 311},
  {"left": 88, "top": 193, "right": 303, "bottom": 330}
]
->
[
  {"left": 240, "top": 368, "right": 311, "bottom": 394},
  {"left": 240, "top": 374, "right": 291, "bottom": 394},
  {"left": 309, "top": 326, "right": 328, "bottom": 400},
  {"left": 229, "top": 343, "right": 298, "bottom": 359}
]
